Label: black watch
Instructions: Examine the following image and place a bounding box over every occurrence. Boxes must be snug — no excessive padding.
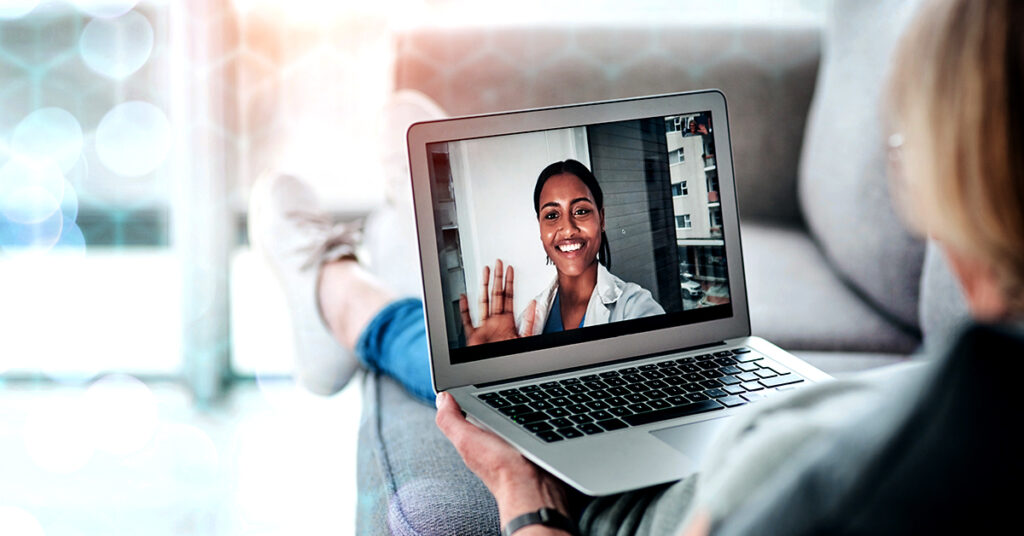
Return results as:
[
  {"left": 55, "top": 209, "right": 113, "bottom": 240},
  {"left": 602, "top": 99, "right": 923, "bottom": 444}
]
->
[{"left": 500, "top": 507, "right": 579, "bottom": 536}]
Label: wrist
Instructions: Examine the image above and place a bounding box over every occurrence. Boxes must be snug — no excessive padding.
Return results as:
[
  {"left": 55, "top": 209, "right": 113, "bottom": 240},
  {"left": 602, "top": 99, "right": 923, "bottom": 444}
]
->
[{"left": 494, "top": 471, "right": 570, "bottom": 527}]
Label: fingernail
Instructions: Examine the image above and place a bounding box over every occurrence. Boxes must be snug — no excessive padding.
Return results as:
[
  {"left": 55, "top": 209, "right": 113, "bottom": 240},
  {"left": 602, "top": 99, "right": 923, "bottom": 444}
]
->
[{"left": 434, "top": 392, "right": 445, "bottom": 409}]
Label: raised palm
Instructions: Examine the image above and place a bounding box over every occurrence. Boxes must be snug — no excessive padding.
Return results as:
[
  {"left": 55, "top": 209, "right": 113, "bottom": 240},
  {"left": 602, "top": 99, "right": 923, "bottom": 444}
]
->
[{"left": 459, "top": 259, "right": 536, "bottom": 346}]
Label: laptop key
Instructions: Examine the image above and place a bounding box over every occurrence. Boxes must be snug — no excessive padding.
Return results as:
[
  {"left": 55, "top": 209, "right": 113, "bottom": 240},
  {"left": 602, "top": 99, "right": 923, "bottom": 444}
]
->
[
  {"left": 646, "top": 379, "right": 669, "bottom": 390},
  {"left": 579, "top": 423, "right": 604, "bottom": 435},
  {"left": 696, "top": 354, "right": 715, "bottom": 361},
  {"left": 705, "top": 388, "right": 729, "bottom": 398},
  {"left": 761, "top": 375, "right": 804, "bottom": 388},
  {"left": 736, "top": 373, "right": 759, "bottom": 382},
  {"left": 735, "top": 353, "right": 763, "bottom": 363},
  {"left": 699, "top": 379, "right": 723, "bottom": 389},
  {"left": 567, "top": 404, "right": 589, "bottom": 414},
  {"left": 486, "top": 398, "right": 511, "bottom": 408},
  {"left": 580, "top": 374, "right": 600, "bottom": 382},
  {"left": 639, "top": 364, "right": 658, "bottom": 371},
  {"left": 520, "top": 384, "right": 540, "bottom": 392},
  {"left": 624, "top": 393, "right": 647, "bottom": 403},
  {"left": 623, "top": 374, "right": 645, "bottom": 383},
  {"left": 648, "top": 399, "right": 671, "bottom": 410},
  {"left": 686, "top": 392, "right": 709, "bottom": 402},
  {"left": 547, "top": 408, "right": 570, "bottom": 418},
  {"left": 498, "top": 388, "right": 520, "bottom": 396},
  {"left": 609, "top": 406, "right": 632, "bottom": 417},
  {"left": 620, "top": 367, "right": 639, "bottom": 374},
  {"left": 628, "top": 403, "right": 653, "bottom": 413},
  {"left": 719, "top": 395, "right": 747, "bottom": 408},
  {"left": 719, "top": 375, "right": 742, "bottom": 386},
  {"left": 588, "top": 389, "right": 611, "bottom": 400},
  {"left": 599, "top": 371, "right": 620, "bottom": 378},
  {"left": 584, "top": 380, "right": 607, "bottom": 390},
  {"left": 527, "top": 391, "right": 550, "bottom": 402},
  {"left": 742, "top": 382, "right": 764, "bottom": 392},
  {"left": 606, "top": 397, "right": 628, "bottom": 407},
  {"left": 622, "top": 400, "right": 724, "bottom": 426},
  {"left": 546, "top": 387, "right": 570, "bottom": 397},
  {"left": 558, "top": 427, "right": 584, "bottom": 439},
  {"left": 540, "top": 381, "right": 559, "bottom": 389},
  {"left": 737, "top": 362, "right": 760, "bottom": 372},
  {"left": 641, "top": 370, "right": 666, "bottom": 380},
  {"left": 626, "top": 384, "right": 648, "bottom": 394},
  {"left": 724, "top": 385, "right": 746, "bottom": 395},
  {"left": 604, "top": 377, "right": 627, "bottom": 387},
  {"left": 568, "top": 393, "right": 592, "bottom": 403},
  {"left": 537, "top": 430, "right": 563, "bottom": 443},
  {"left": 715, "top": 357, "right": 738, "bottom": 367},
  {"left": 513, "top": 412, "right": 548, "bottom": 424},
  {"left": 550, "top": 417, "right": 573, "bottom": 428},
  {"left": 697, "top": 361, "right": 718, "bottom": 371},
  {"left": 732, "top": 347, "right": 752, "bottom": 354},
  {"left": 569, "top": 414, "right": 594, "bottom": 424},
  {"left": 664, "top": 376, "right": 686, "bottom": 386},
  {"left": 549, "top": 397, "right": 571, "bottom": 407},
  {"left": 643, "top": 389, "right": 667, "bottom": 399},
  {"left": 585, "top": 400, "right": 610, "bottom": 411},
  {"left": 666, "top": 395, "right": 688, "bottom": 406},
  {"left": 566, "top": 384, "right": 588, "bottom": 394},
  {"left": 720, "top": 366, "right": 743, "bottom": 375},
  {"left": 596, "top": 419, "right": 628, "bottom": 431},
  {"left": 714, "top": 351, "right": 734, "bottom": 357},
  {"left": 674, "top": 357, "right": 695, "bottom": 365},
  {"left": 664, "top": 386, "right": 685, "bottom": 395},
  {"left": 500, "top": 404, "right": 532, "bottom": 416},
  {"left": 560, "top": 378, "right": 581, "bottom": 384},
  {"left": 742, "top": 392, "right": 766, "bottom": 403},
  {"left": 530, "top": 401, "right": 554, "bottom": 411},
  {"left": 700, "top": 369, "right": 724, "bottom": 379},
  {"left": 507, "top": 394, "right": 531, "bottom": 404},
  {"left": 590, "top": 410, "right": 613, "bottom": 421},
  {"left": 607, "top": 387, "right": 630, "bottom": 397},
  {"left": 660, "top": 366, "right": 682, "bottom": 376},
  {"left": 755, "top": 369, "right": 777, "bottom": 379},
  {"left": 683, "top": 383, "right": 704, "bottom": 393},
  {"left": 479, "top": 392, "right": 500, "bottom": 400},
  {"left": 526, "top": 422, "right": 553, "bottom": 433}
]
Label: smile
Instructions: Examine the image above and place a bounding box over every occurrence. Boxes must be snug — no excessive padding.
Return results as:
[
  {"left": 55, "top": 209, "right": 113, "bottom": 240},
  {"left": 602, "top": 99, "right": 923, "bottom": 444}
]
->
[{"left": 557, "top": 242, "right": 583, "bottom": 253}]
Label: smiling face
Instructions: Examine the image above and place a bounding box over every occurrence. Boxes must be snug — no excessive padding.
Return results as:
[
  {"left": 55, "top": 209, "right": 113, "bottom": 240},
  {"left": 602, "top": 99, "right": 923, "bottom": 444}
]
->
[{"left": 537, "top": 172, "right": 604, "bottom": 278}]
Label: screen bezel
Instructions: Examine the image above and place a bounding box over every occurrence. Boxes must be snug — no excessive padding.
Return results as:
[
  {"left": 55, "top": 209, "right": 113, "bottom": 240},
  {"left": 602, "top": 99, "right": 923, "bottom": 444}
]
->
[{"left": 407, "top": 90, "right": 751, "bottom": 392}]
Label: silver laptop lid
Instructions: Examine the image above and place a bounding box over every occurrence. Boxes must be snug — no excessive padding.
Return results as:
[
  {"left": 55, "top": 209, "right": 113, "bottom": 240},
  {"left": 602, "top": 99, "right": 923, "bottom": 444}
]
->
[{"left": 407, "top": 90, "right": 750, "bottom": 392}]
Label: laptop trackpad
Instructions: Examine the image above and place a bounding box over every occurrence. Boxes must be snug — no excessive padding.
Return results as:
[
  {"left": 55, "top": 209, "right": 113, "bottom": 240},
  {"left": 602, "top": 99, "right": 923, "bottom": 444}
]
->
[{"left": 650, "top": 417, "right": 730, "bottom": 463}]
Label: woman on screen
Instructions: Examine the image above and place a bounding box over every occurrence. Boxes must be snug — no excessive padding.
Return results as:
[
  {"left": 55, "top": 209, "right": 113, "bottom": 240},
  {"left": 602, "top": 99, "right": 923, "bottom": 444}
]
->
[{"left": 459, "top": 159, "right": 665, "bottom": 346}]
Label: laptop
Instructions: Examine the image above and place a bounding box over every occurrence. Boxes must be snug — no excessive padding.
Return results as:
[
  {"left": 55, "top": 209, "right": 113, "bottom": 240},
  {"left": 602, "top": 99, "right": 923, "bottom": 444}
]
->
[{"left": 406, "top": 90, "right": 831, "bottom": 496}]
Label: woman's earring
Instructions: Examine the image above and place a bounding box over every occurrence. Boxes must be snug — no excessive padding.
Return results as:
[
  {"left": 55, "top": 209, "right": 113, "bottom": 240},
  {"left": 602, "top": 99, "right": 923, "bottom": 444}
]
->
[{"left": 546, "top": 256, "right": 552, "bottom": 265}]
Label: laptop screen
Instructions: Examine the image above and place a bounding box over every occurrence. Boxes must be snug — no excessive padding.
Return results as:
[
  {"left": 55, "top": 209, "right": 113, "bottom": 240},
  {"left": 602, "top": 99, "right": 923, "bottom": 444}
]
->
[{"left": 426, "top": 111, "right": 733, "bottom": 364}]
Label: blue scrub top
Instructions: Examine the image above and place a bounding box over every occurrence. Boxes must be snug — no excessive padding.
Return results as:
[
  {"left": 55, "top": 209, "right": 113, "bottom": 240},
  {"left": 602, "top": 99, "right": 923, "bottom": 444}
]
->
[{"left": 543, "top": 292, "right": 586, "bottom": 333}]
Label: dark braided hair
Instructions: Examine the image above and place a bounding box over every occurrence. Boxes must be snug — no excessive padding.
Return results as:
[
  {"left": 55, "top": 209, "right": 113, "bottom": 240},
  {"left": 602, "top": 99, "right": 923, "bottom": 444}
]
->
[{"left": 533, "top": 159, "right": 611, "bottom": 269}]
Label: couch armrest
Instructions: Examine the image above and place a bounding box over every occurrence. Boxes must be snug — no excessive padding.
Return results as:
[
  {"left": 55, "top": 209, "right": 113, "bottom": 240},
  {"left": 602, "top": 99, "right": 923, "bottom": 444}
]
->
[{"left": 394, "top": 22, "right": 821, "bottom": 224}]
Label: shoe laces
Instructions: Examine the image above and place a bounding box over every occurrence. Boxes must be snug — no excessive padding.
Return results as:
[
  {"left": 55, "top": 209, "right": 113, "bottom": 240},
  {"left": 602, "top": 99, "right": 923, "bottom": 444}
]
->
[{"left": 288, "top": 210, "right": 364, "bottom": 270}]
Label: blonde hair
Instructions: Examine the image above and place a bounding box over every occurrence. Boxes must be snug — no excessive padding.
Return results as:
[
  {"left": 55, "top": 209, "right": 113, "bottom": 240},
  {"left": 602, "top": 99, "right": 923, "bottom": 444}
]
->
[{"left": 889, "top": 0, "right": 1024, "bottom": 311}]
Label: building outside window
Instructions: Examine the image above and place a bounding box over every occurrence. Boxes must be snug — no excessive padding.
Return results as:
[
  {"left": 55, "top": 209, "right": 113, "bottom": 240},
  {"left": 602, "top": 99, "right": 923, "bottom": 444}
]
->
[
  {"left": 676, "top": 214, "right": 692, "bottom": 229},
  {"left": 672, "top": 181, "right": 688, "bottom": 196}
]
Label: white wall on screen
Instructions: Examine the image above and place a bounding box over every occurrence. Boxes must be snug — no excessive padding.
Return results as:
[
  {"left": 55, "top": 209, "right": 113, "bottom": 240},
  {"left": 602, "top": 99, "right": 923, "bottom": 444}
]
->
[{"left": 450, "top": 127, "right": 591, "bottom": 326}]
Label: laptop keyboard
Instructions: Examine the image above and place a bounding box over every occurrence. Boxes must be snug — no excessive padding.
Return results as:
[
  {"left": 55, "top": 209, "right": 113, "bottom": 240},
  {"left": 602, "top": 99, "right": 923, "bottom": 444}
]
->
[{"left": 475, "top": 347, "right": 805, "bottom": 443}]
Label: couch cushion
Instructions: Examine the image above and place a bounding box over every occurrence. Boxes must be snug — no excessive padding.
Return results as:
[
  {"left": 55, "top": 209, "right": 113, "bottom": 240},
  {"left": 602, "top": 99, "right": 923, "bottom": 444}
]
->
[
  {"left": 743, "top": 222, "right": 918, "bottom": 353},
  {"left": 798, "top": 0, "right": 925, "bottom": 330},
  {"left": 357, "top": 372, "right": 499, "bottom": 536},
  {"left": 394, "top": 23, "right": 820, "bottom": 225}
]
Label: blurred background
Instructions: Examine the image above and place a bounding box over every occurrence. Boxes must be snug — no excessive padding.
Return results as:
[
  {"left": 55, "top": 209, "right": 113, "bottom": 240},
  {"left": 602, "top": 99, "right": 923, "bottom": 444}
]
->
[{"left": 0, "top": 0, "right": 823, "bottom": 534}]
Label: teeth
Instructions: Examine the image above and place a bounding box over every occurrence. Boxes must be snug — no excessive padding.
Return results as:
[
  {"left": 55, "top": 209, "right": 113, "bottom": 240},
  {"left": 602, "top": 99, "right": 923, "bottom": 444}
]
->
[{"left": 558, "top": 243, "right": 582, "bottom": 252}]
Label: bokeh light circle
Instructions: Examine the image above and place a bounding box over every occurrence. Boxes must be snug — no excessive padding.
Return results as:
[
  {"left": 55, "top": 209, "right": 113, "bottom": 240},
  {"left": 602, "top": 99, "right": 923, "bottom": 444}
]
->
[
  {"left": 0, "top": 157, "right": 65, "bottom": 208},
  {"left": 11, "top": 108, "right": 84, "bottom": 173},
  {"left": 84, "top": 374, "right": 160, "bottom": 456},
  {"left": 0, "top": 1, "right": 39, "bottom": 20},
  {"left": 72, "top": 0, "right": 139, "bottom": 18},
  {"left": 79, "top": 12, "right": 154, "bottom": 80},
  {"left": 95, "top": 101, "right": 172, "bottom": 178},
  {"left": 0, "top": 186, "right": 60, "bottom": 225},
  {"left": 0, "top": 209, "right": 64, "bottom": 256},
  {"left": 0, "top": 506, "right": 45, "bottom": 536},
  {"left": 59, "top": 179, "right": 79, "bottom": 223},
  {"left": 23, "top": 400, "right": 95, "bottom": 474}
]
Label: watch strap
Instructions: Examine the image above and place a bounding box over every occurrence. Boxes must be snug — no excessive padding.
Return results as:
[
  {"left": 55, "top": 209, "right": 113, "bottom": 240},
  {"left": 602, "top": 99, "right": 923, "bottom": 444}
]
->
[{"left": 500, "top": 507, "right": 579, "bottom": 536}]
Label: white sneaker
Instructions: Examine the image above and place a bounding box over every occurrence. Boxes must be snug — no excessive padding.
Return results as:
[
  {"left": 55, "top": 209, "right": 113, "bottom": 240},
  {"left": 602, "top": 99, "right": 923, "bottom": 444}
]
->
[{"left": 248, "top": 172, "right": 361, "bottom": 395}]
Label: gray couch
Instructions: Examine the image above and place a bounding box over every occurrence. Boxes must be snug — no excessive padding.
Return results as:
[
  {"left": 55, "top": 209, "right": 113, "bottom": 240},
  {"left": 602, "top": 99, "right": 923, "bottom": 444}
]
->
[{"left": 357, "top": 3, "right": 970, "bottom": 533}]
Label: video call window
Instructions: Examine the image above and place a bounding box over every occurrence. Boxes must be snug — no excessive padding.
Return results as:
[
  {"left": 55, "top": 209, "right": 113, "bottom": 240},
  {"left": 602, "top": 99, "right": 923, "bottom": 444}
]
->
[{"left": 427, "top": 112, "right": 731, "bottom": 363}]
